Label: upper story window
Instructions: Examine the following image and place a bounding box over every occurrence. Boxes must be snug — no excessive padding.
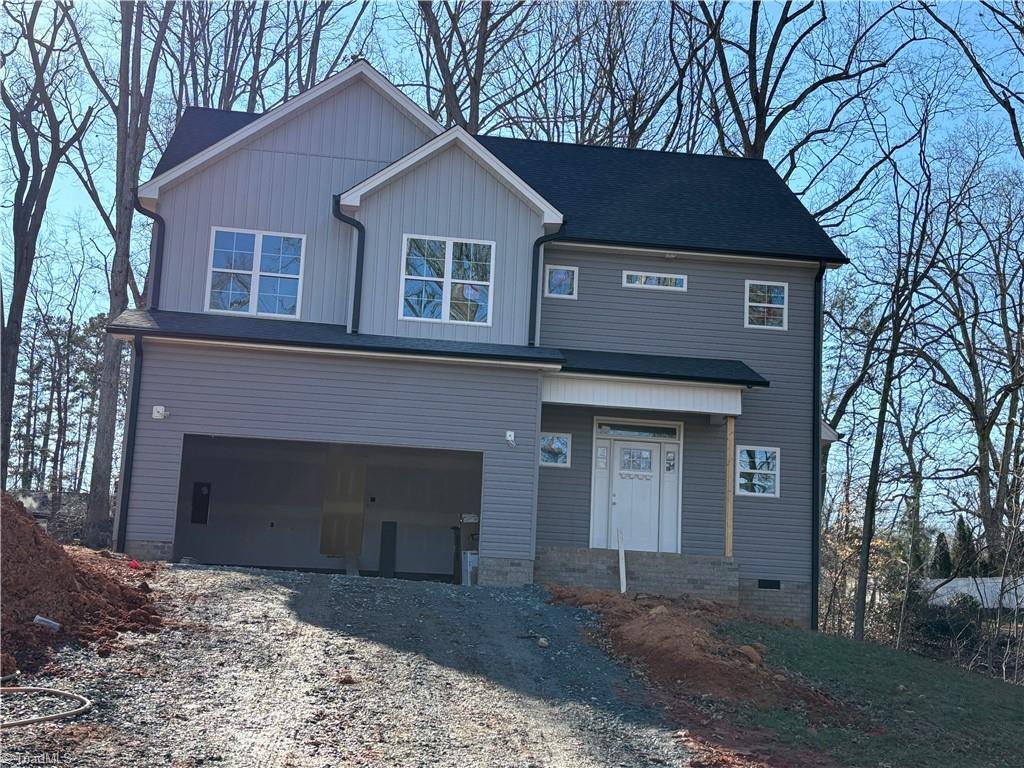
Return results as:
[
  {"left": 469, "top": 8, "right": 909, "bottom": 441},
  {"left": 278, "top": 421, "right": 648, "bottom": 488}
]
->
[
  {"left": 401, "top": 235, "right": 493, "bottom": 325},
  {"left": 745, "top": 280, "right": 787, "bottom": 329},
  {"left": 544, "top": 265, "right": 578, "bottom": 299},
  {"left": 206, "top": 228, "right": 304, "bottom": 318},
  {"left": 623, "top": 270, "right": 687, "bottom": 292},
  {"left": 736, "top": 446, "right": 780, "bottom": 497}
]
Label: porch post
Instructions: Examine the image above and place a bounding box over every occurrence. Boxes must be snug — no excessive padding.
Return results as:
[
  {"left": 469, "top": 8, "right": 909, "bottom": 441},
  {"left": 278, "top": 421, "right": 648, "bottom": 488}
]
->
[{"left": 724, "top": 415, "right": 735, "bottom": 558}]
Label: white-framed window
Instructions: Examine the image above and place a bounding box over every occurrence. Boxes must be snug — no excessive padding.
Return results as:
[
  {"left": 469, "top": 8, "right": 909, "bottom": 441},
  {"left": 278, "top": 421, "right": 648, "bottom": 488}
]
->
[
  {"left": 539, "top": 432, "right": 572, "bottom": 468},
  {"left": 623, "top": 270, "right": 688, "bottom": 292},
  {"left": 736, "top": 446, "right": 780, "bottom": 497},
  {"left": 205, "top": 227, "right": 304, "bottom": 318},
  {"left": 400, "top": 235, "right": 493, "bottom": 325},
  {"left": 744, "top": 280, "right": 787, "bottom": 329},
  {"left": 544, "top": 265, "right": 578, "bottom": 299}
]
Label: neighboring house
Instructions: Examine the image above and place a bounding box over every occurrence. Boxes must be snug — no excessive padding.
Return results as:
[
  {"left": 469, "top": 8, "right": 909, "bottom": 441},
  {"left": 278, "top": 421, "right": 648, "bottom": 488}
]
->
[
  {"left": 922, "top": 578, "right": 1024, "bottom": 612},
  {"left": 110, "top": 61, "right": 847, "bottom": 627}
]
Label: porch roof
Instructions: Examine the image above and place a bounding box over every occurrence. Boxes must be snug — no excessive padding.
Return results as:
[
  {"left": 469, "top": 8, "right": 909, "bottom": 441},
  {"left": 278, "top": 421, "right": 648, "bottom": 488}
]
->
[{"left": 558, "top": 348, "right": 768, "bottom": 388}]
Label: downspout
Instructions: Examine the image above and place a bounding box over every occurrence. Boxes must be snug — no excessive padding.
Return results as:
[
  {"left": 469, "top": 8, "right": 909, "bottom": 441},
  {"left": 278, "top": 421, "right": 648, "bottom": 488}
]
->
[
  {"left": 133, "top": 193, "right": 166, "bottom": 310},
  {"left": 529, "top": 231, "right": 562, "bottom": 346},
  {"left": 811, "top": 261, "right": 827, "bottom": 630},
  {"left": 332, "top": 194, "right": 366, "bottom": 334},
  {"left": 114, "top": 336, "right": 144, "bottom": 553}
]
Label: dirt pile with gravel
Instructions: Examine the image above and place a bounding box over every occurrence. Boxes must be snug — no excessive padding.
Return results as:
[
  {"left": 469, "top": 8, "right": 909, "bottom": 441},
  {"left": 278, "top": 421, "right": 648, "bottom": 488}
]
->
[{"left": 1, "top": 493, "right": 162, "bottom": 674}]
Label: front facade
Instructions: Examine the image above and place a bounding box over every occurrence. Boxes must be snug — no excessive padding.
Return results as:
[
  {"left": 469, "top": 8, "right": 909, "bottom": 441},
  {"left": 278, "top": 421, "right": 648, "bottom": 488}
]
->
[{"left": 112, "top": 62, "right": 846, "bottom": 626}]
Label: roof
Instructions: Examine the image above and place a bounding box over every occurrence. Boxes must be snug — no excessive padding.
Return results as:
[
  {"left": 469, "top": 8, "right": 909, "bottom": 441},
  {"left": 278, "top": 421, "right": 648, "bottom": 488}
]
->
[
  {"left": 148, "top": 103, "right": 846, "bottom": 264},
  {"left": 107, "top": 309, "right": 768, "bottom": 388},
  {"left": 477, "top": 136, "right": 846, "bottom": 264}
]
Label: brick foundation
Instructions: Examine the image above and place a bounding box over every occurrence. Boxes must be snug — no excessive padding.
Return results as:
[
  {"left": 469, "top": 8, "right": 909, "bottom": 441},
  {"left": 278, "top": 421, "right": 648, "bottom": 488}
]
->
[
  {"left": 477, "top": 556, "right": 535, "bottom": 586},
  {"left": 737, "top": 578, "right": 811, "bottom": 627},
  {"left": 534, "top": 546, "right": 739, "bottom": 603},
  {"left": 124, "top": 539, "right": 174, "bottom": 561}
]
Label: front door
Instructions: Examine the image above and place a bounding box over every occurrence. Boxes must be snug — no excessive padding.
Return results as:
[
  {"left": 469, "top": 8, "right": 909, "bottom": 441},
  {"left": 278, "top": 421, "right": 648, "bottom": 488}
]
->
[{"left": 609, "top": 441, "right": 662, "bottom": 551}]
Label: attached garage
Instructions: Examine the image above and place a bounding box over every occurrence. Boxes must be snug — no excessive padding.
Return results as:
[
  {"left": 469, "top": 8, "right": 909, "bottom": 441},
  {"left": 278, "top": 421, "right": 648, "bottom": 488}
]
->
[{"left": 173, "top": 435, "right": 482, "bottom": 580}]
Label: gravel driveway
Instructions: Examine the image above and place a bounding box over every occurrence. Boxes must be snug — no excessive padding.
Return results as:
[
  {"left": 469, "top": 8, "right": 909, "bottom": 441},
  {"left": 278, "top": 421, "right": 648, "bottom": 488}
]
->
[{"left": 3, "top": 566, "right": 689, "bottom": 767}]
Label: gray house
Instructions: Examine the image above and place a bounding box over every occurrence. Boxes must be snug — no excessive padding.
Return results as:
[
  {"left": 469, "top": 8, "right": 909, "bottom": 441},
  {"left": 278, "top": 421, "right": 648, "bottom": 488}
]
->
[{"left": 111, "top": 61, "right": 846, "bottom": 627}]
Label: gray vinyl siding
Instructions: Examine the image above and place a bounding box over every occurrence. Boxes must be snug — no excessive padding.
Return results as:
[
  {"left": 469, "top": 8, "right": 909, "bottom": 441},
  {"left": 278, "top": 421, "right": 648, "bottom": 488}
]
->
[
  {"left": 125, "top": 341, "right": 542, "bottom": 561},
  {"left": 356, "top": 144, "right": 544, "bottom": 345},
  {"left": 155, "top": 78, "right": 434, "bottom": 325},
  {"left": 538, "top": 406, "right": 727, "bottom": 557},
  {"left": 539, "top": 248, "right": 816, "bottom": 583}
]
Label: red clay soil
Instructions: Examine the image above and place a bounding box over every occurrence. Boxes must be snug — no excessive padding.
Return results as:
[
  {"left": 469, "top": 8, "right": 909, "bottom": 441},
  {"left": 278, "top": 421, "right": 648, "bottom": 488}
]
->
[
  {"left": 1, "top": 493, "right": 163, "bottom": 675},
  {"left": 549, "top": 587, "right": 852, "bottom": 768}
]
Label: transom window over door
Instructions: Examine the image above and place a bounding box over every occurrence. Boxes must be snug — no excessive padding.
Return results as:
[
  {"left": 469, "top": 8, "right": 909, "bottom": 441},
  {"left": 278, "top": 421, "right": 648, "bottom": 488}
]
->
[
  {"left": 401, "top": 235, "right": 493, "bottom": 325},
  {"left": 207, "top": 228, "right": 304, "bottom": 317}
]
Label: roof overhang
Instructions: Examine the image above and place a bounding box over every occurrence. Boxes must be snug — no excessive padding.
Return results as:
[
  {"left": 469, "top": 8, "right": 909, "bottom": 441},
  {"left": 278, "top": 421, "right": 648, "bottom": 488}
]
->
[
  {"left": 137, "top": 60, "right": 441, "bottom": 207},
  {"left": 336, "top": 126, "right": 564, "bottom": 228},
  {"left": 542, "top": 372, "right": 745, "bottom": 416}
]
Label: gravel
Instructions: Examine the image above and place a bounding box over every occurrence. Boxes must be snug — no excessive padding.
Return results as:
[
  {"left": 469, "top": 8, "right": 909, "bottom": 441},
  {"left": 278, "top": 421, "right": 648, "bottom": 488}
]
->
[{"left": 2, "top": 566, "right": 690, "bottom": 767}]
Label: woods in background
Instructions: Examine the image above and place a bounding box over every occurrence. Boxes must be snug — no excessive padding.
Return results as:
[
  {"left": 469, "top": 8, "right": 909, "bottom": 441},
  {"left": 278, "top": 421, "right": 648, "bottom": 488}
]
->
[{"left": 2, "top": 1, "right": 1022, "bottom": 671}]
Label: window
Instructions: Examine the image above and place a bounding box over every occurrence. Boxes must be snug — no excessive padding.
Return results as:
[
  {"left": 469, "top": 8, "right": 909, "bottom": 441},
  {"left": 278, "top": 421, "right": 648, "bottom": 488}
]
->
[
  {"left": 597, "top": 422, "right": 678, "bottom": 440},
  {"left": 401, "top": 235, "right": 493, "bottom": 324},
  {"left": 545, "top": 265, "right": 578, "bottom": 299},
  {"left": 736, "top": 446, "right": 780, "bottom": 497},
  {"left": 745, "top": 280, "right": 787, "bottom": 329},
  {"left": 539, "top": 432, "right": 572, "bottom": 467},
  {"left": 620, "top": 447, "right": 653, "bottom": 472},
  {"left": 623, "top": 270, "right": 687, "bottom": 291},
  {"left": 207, "top": 228, "right": 304, "bottom": 317}
]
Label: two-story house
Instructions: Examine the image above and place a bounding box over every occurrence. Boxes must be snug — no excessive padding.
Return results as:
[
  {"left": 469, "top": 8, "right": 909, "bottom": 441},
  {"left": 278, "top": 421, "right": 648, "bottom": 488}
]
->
[{"left": 109, "top": 61, "right": 846, "bottom": 627}]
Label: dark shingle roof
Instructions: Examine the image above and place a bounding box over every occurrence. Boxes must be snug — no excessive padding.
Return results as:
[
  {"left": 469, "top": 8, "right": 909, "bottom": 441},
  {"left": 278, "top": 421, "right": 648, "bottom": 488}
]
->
[
  {"left": 150, "top": 109, "right": 845, "bottom": 264},
  {"left": 107, "top": 309, "right": 768, "bottom": 388},
  {"left": 477, "top": 136, "right": 845, "bottom": 264}
]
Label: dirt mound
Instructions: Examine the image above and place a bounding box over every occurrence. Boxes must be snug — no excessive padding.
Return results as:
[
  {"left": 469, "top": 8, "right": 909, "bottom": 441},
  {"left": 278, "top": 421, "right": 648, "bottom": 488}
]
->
[{"left": 1, "top": 493, "right": 162, "bottom": 673}]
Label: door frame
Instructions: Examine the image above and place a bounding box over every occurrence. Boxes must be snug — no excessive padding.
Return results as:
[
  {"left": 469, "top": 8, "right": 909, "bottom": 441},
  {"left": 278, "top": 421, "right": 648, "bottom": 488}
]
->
[{"left": 588, "top": 415, "right": 684, "bottom": 553}]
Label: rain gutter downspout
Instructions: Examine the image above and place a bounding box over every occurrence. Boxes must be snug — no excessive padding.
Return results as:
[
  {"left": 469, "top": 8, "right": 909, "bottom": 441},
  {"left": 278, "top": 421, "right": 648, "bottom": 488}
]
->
[
  {"left": 133, "top": 193, "right": 166, "bottom": 310},
  {"left": 114, "top": 336, "right": 144, "bottom": 553},
  {"left": 529, "top": 231, "right": 563, "bottom": 346},
  {"left": 811, "top": 260, "right": 827, "bottom": 630},
  {"left": 332, "top": 194, "right": 366, "bottom": 334}
]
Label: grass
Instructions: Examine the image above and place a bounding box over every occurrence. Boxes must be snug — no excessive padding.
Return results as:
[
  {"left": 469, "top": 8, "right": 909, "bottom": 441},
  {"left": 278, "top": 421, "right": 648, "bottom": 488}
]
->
[{"left": 725, "top": 622, "right": 1024, "bottom": 768}]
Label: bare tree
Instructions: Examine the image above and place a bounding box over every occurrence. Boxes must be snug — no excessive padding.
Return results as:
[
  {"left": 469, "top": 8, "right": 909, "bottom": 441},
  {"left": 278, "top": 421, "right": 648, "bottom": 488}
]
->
[{"left": 0, "top": 1, "right": 94, "bottom": 489}]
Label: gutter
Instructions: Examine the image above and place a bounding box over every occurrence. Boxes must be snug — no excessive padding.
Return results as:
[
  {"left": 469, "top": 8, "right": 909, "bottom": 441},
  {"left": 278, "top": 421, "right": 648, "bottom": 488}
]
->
[
  {"left": 529, "top": 231, "right": 563, "bottom": 346},
  {"left": 810, "top": 260, "right": 826, "bottom": 630},
  {"left": 114, "top": 336, "right": 144, "bottom": 553},
  {"left": 133, "top": 193, "right": 166, "bottom": 310},
  {"left": 332, "top": 194, "right": 366, "bottom": 334}
]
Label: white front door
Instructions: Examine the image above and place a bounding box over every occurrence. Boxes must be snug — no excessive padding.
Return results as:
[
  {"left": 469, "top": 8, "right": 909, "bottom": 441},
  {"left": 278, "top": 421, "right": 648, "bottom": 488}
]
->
[{"left": 609, "top": 441, "right": 662, "bottom": 552}]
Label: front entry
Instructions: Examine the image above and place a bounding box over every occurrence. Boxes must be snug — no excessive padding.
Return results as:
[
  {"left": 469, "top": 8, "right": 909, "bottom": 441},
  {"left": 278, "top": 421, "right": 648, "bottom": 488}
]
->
[{"left": 590, "top": 419, "right": 682, "bottom": 553}]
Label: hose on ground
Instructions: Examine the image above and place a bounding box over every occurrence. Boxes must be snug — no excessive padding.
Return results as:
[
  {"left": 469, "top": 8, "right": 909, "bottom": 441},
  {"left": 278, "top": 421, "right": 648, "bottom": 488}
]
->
[{"left": 0, "top": 685, "right": 93, "bottom": 729}]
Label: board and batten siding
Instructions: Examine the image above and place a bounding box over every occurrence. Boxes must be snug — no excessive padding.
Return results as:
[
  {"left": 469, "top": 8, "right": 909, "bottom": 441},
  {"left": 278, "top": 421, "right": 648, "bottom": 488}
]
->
[
  {"left": 154, "top": 78, "right": 435, "bottom": 325},
  {"left": 539, "top": 248, "right": 817, "bottom": 583},
  {"left": 356, "top": 144, "right": 545, "bottom": 345},
  {"left": 125, "top": 341, "right": 543, "bottom": 561}
]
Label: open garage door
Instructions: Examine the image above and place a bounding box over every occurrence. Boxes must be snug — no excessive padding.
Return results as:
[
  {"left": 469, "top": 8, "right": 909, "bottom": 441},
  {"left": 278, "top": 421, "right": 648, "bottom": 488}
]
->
[{"left": 173, "top": 435, "right": 482, "bottom": 581}]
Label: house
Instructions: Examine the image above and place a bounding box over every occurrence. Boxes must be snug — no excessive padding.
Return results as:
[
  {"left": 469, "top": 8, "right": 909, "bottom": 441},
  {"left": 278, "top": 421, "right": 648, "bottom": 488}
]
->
[{"left": 109, "top": 61, "right": 847, "bottom": 627}]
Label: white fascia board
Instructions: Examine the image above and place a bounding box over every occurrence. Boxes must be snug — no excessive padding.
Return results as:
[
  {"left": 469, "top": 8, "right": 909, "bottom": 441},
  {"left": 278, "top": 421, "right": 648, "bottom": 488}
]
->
[
  {"left": 542, "top": 372, "right": 743, "bottom": 416},
  {"left": 337, "top": 126, "right": 564, "bottom": 227},
  {"left": 821, "top": 420, "right": 841, "bottom": 443},
  {"left": 137, "top": 61, "right": 441, "bottom": 204}
]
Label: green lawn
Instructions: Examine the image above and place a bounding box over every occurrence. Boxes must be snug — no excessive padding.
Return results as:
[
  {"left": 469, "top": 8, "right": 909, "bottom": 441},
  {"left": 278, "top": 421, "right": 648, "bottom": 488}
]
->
[{"left": 725, "top": 622, "right": 1024, "bottom": 768}]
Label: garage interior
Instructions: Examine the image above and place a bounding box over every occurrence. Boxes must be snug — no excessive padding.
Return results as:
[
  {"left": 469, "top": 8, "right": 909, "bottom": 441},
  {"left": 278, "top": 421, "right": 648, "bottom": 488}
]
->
[{"left": 173, "top": 435, "right": 483, "bottom": 582}]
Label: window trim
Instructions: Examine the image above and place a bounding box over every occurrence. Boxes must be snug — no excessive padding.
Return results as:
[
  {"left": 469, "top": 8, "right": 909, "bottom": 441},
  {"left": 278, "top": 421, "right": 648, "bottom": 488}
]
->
[
  {"left": 744, "top": 279, "right": 788, "bottom": 330},
  {"left": 539, "top": 432, "right": 572, "bottom": 468},
  {"left": 735, "top": 445, "right": 781, "bottom": 498},
  {"left": 622, "top": 270, "right": 688, "bottom": 292},
  {"left": 544, "top": 264, "right": 579, "bottom": 300},
  {"left": 204, "top": 226, "right": 305, "bottom": 319},
  {"left": 398, "top": 233, "right": 495, "bottom": 326}
]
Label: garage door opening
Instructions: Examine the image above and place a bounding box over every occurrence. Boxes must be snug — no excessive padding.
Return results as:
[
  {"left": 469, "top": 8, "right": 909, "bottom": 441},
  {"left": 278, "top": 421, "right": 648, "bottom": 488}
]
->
[{"left": 173, "top": 435, "right": 482, "bottom": 582}]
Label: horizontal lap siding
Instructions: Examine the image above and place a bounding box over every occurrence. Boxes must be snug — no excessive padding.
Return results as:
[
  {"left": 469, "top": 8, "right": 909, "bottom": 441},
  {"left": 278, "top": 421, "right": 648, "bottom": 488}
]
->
[
  {"left": 126, "top": 342, "right": 541, "bottom": 561},
  {"left": 540, "top": 249, "right": 815, "bottom": 583}
]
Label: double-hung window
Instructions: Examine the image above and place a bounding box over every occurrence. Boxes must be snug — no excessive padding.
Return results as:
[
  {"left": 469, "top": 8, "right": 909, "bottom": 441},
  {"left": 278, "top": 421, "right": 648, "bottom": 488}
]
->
[
  {"left": 207, "top": 228, "right": 304, "bottom": 317},
  {"left": 745, "top": 280, "right": 787, "bottom": 329},
  {"left": 736, "top": 446, "right": 780, "bottom": 497},
  {"left": 401, "top": 235, "right": 493, "bottom": 324}
]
